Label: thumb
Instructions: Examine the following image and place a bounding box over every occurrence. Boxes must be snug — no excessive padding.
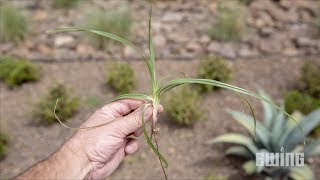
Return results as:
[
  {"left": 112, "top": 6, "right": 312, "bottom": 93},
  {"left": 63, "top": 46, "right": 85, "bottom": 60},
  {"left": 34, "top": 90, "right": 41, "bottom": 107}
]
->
[{"left": 114, "top": 106, "right": 153, "bottom": 136}]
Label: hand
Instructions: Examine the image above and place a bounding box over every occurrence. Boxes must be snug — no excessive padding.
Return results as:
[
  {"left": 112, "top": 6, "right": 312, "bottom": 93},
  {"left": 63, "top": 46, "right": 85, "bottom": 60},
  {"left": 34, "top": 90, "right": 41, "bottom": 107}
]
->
[
  {"left": 16, "top": 99, "right": 163, "bottom": 180},
  {"left": 68, "top": 99, "right": 163, "bottom": 179}
]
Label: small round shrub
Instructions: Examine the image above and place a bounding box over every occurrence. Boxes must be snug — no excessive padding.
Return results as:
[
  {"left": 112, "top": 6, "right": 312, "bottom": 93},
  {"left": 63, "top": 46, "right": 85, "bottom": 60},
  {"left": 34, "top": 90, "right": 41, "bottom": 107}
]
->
[
  {"left": 107, "top": 63, "right": 135, "bottom": 94},
  {"left": 238, "top": 0, "right": 254, "bottom": 5},
  {"left": 33, "top": 83, "right": 79, "bottom": 125},
  {"left": 83, "top": 6, "right": 132, "bottom": 49},
  {"left": 0, "top": 2, "right": 28, "bottom": 43},
  {"left": 197, "top": 56, "right": 232, "bottom": 93},
  {"left": 0, "top": 56, "right": 39, "bottom": 88},
  {"left": 206, "top": 0, "right": 246, "bottom": 42},
  {"left": 166, "top": 86, "right": 202, "bottom": 126},
  {"left": 0, "top": 132, "right": 8, "bottom": 160},
  {"left": 301, "top": 60, "right": 320, "bottom": 98},
  {"left": 284, "top": 90, "right": 320, "bottom": 114},
  {"left": 52, "top": 0, "right": 81, "bottom": 10}
]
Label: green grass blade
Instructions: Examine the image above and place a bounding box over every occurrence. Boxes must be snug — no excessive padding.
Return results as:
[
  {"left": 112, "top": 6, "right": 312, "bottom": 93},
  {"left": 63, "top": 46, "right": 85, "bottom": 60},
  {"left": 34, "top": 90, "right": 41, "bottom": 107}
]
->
[
  {"left": 235, "top": 92, "right": 257, "bottom": 138},
  {"left": 113, "top": 93, "right": 153, "bottom": 102},
  {"left": 147, "top": 7, "right": 158, "bottom": 95},
  {"left": 157, "top": 78, "right": 305, "bottom": 143},
  {"left": 49, "top": 28, "right": 154, "bottom": 81},
  {"left": 141, "top": 105, "right": 168, "bottom": 168}
]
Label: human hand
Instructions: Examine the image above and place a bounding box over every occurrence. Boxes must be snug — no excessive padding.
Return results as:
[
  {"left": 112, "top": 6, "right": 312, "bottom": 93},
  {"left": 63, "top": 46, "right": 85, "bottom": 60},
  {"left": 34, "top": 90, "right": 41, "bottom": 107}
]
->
[{"left": 67, "top": 99, "right": 163, "bottom": 179}]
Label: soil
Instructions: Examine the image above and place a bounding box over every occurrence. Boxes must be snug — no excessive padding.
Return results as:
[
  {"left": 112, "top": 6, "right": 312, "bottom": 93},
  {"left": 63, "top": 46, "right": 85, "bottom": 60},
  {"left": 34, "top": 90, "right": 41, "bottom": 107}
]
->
[{"left": 1, "top": 57, "right": 319, "bottom": 179}]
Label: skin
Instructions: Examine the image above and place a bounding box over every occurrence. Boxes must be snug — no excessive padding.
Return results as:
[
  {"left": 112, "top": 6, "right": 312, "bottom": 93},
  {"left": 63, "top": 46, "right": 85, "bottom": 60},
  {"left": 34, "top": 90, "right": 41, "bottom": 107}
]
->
[{"left": 15, "top": 99, "right": 163, "bottom": 180}]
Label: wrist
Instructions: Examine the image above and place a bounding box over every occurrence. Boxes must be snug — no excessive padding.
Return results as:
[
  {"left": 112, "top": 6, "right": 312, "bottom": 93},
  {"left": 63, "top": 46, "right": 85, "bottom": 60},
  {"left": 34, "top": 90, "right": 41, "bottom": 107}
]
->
[{"left": 58, "top": 136, "right": 92, "bottom": 179}]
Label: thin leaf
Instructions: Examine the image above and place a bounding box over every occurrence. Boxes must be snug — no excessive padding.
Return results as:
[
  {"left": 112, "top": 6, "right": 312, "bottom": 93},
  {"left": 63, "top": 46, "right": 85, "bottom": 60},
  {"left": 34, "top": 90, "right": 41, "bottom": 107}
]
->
[
  {"left": 258, "top": 89, "right": 275, "bottom": 129},
  {"left": 281, "top": 109, "right": 320, "bottom": 151},
  {"left": 228, "top": 110, "right": 271, "bottom": 150},
  {"left": 289, "top": 165, "right": 315, "bottom": 180},
  {"left": 304, "top": 139, "right": 320, "bottom": 158},
  {"left": 225, "top": 146, "right": 253, "bottom": 158},
  {"left": 158, "top": 78, "right": 304, "bottom": 142},
  {"left": 50, "top": 28, "right": 154, "bottom": 81},
  {"left": 242, "top": 160, "right": 257, "bottom": 175},
  {"left": 235, "top": 92, "right": 257, "bottom": 138},
  {"left": 113, "top": 93, "right": 153, "bottom": 102},
  {"left": 147, "top": 7, "right": 158, "bottom": 96},
  {"left": 207, "top": 133, "right": 258, "bottom": 154},
  {"left": 141, "top": 105, "right": 168, "bottom": 168}
]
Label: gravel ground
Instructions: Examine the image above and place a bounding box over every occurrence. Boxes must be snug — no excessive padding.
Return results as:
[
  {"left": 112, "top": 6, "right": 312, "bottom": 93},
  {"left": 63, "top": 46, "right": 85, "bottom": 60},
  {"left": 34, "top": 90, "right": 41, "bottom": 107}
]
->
[{"left": 0, "top": 57, "right": 319, "bottom": 179}]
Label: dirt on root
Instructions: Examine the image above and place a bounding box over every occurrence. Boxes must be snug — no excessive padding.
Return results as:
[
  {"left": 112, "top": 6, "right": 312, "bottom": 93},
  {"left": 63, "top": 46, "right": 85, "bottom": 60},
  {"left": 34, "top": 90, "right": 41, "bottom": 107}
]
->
[{"left": 0, "top": 57, "right": 319, "bottom": 179}]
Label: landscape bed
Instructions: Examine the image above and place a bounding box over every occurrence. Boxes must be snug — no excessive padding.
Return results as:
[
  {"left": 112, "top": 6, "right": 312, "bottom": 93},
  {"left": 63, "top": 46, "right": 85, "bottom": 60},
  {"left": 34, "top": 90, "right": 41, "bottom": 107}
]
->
[{"left": 0, "top": 58, "right": 319, "bottom": 179}]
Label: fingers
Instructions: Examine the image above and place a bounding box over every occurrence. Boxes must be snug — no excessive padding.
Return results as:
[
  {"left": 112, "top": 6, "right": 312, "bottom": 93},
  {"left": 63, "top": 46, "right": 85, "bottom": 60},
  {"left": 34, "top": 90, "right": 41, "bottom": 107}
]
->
[
  {"left": 125, "top": 138, "right": 139, "bottom": 155},
  {"left": 100, "top": 99, "right": 145, "bottom": 118},
  {"left": 115, "top": 106, "right": 153, "bottom": 135}
]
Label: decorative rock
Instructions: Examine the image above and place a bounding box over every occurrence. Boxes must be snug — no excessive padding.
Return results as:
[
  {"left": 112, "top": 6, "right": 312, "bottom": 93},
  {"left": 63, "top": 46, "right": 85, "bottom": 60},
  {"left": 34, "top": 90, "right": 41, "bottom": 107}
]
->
[
  {"left": 33, "top": 10, "right": 47, "bottom": 21},
  {"left": 259, "top": 27, "right": 274, "bottom": 37},
  {"left": 185, "top": 41, "right": 201, "bottom": 53},
  {"left": 207, "top": 42, "right": 220, "bottom": 53},
  {"left": 124, "top": 46, "right": 137, "bottom": 57},
  {"left": 295, "top": 37, "right": 317, "bottom": 48},
  {"left": 199, "top": 35, "right": 210, "bottom": 44},
  {"left": 153, "top": 35, "right": 167, "bottom": 49},
  {"left": 37, "top": 44, "right": 52, "bottom": 55},
  {"left": 162, "top": 12, "right": 184, "bottom": 22},
  {"left": 238, "top": 44, "right": 258, "bottom": 58},
  {"left": 54, "top": 35, "right": 75, "bottom": 48},
  {"left": 218, "top": 43, "right": 237, "bottom": 59}
]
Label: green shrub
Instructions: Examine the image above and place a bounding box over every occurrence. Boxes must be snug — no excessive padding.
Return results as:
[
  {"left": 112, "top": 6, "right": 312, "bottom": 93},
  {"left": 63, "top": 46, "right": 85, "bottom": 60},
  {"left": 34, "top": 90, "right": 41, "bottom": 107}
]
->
[
  {"left": 285, "top": 91, "right": 320, "bottom": 114},
  {"left": 197, "top": 56, "right": 232, "bottom": 93},
  {"left": 33, "top": 83, "right": 79, "bottom": 125},
  {"left": 301, "top": 60, "right": 320, "bottom": 98},
  {"left": 166, "top": 86, "right": 202, "bottom": 126},
  {"left": 208, "top": 90, "right": 319, "bottom": 179},
  {"left": 107, "top": 63, "right": 135, "bottom": 94},
  {"left": 0, "top": 56, "right": 39, "bottom": 88},
  {"left": 83, "top": 6, "right": 132, "bottom": 49},
  {"left": 0, "top": 132, "right": 8, "bottom": 160},
  {"left": 238, "top": 0, "right": 254, "bottom": 5},
  {"left": 52, "top": 0, "right": 81, "bottom": 10},
  {"left": 0, "top": 2, "right": 28, "bottom": 43},
  {"left": 206, "top": 0, "right": 246, "bottom": 42}
]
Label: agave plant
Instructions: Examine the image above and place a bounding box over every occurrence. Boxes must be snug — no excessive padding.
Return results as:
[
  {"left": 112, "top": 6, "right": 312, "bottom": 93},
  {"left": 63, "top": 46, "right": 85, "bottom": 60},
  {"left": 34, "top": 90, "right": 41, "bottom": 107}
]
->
[
  {"left": 207, "top": 90, "right": 320, "bottom": 179},
  {"left": 51, "top": 7, "right": 302, "bottom": 179}
]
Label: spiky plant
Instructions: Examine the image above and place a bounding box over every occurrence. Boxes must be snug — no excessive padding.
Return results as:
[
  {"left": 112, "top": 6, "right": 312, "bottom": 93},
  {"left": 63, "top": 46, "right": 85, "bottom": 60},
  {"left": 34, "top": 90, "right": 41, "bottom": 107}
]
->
[
  {"left": 51, "top": 7, "right": 303, "bottom": 179},
  {"left": 207, "top": 90, "right": 320, "bottom": 179}
]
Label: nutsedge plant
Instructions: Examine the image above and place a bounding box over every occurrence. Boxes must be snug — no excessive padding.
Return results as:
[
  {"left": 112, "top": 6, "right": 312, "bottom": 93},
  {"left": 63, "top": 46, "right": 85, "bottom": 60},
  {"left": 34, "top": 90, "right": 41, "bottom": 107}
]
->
[{"left": 51, "top": 7, "right": 304, "bottom": 179}]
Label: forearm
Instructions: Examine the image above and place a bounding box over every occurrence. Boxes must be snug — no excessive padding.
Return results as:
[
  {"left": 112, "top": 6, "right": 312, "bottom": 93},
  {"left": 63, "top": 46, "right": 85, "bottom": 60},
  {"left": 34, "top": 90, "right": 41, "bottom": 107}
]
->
[{"left": 15, "top": 138, "right": 91, "bottom": 180}]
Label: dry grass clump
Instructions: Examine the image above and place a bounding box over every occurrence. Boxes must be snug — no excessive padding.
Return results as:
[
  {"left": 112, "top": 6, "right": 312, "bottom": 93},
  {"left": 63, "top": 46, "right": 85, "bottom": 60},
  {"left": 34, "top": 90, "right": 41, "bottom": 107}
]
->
[
  {"left": 52, "top": 0, "right": 81, "bottom": 10},
  {"left": 197, "top": 56, "right": 232, "bottom": 93},
  {"left": 106, "top": 63, "right": 135, "bottom": 94},
  {"left": 0, "top": 132, "right": 8, "bottom": 160},
  {"left": 0, "top": 56, "right": 39, "bottom": 88},
  {"left": 33, "top": 83, "right": 79, "bottom": 125},
  {"left": 83, "top": 6, "right": 132, "bottom": 49},
  {"left": 207, "top": 0, "right": 246, "bottom": 42},
  {"left": 0, "top": 2, "right": 28, "bottom": 43},
  {"left": 166, "top": 86, "right": 202, "bottom": 126}
]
